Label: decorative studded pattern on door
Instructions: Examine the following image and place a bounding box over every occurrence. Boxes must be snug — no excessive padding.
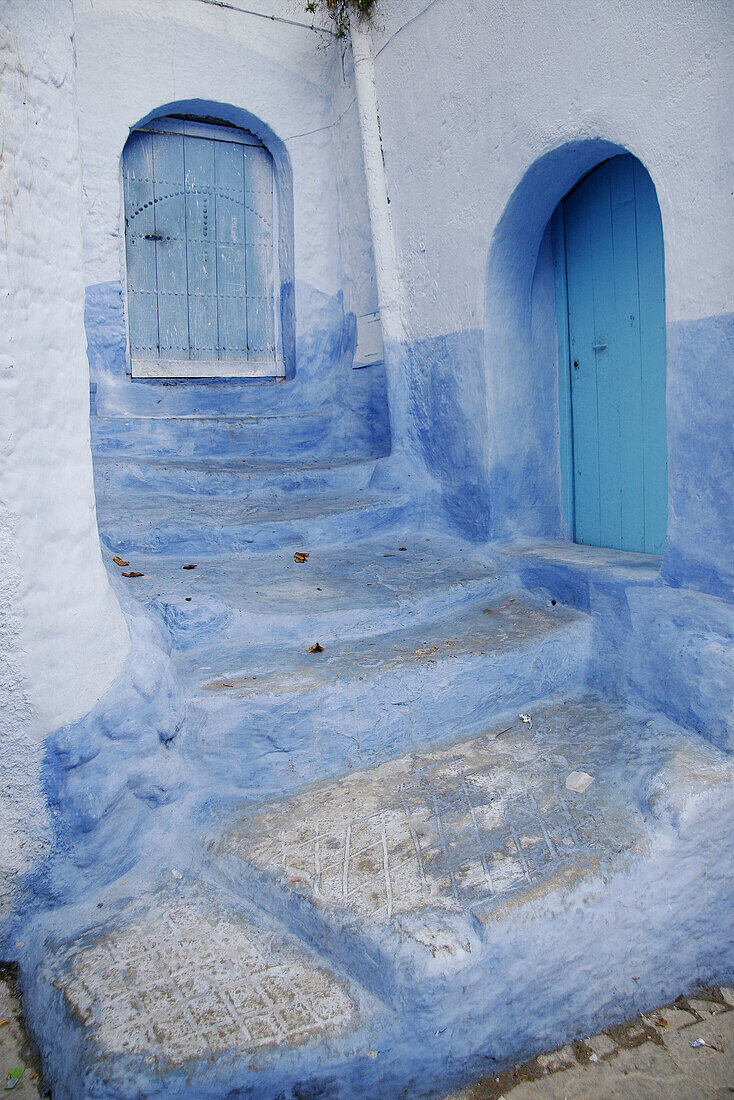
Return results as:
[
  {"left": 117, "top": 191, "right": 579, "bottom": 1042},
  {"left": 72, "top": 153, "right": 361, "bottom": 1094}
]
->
[{"left": 122, "top": 117, "right": 279, "bottom": 378}]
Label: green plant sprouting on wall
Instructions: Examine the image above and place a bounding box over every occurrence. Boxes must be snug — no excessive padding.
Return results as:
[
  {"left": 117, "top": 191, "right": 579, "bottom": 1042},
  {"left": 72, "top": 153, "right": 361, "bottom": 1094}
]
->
[{"left": 304, "top": 0, "right": 376, "bottom": 37}]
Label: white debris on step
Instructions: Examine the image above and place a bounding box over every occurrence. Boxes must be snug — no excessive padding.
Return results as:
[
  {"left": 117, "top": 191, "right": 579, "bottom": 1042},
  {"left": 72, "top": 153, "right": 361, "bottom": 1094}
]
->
[{"left": 565, "top": 771, "right": 595, "bottom": 793}]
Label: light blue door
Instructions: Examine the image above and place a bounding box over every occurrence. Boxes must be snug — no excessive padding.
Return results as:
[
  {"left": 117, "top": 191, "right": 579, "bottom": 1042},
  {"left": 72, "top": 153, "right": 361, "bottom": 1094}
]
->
[
  {"left": 123, "top": 117, "right": 277, "bottom": 376},
  {"left": 553, "top": 155, "right": 667, "bottom": 554}
]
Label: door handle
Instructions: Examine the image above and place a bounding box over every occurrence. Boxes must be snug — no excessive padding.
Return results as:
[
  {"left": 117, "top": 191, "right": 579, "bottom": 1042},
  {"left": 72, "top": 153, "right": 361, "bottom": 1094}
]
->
[
  {"left": 143, "top": 233, "right": 164, "bottom": 241},
  {"left": 591, "top": 341, "right": 608, "bottom": 351}
]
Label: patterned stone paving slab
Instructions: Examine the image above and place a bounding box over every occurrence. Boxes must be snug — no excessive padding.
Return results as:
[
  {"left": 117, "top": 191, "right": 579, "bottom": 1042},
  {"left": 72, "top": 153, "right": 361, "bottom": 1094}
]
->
[
  {"left": 221, "top": 698, "right": 646, "bottom": 935},
  {"left": 58, "top": 899, "right": 356, "bottom": 1069}
]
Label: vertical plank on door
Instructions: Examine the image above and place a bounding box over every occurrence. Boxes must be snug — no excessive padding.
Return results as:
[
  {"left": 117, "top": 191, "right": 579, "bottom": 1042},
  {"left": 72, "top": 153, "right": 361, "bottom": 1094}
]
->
[
  {"left": 123, "top": 131, "right": 159, "bottom": 358},
  {"left": 551, "top": 206, "right": 574, "bottom": 536},
  {"left": 587, "top": 161, "right": 624, "bottom": 553},
  {"left": 633, "top": 159, "right": 668, "bottom": 554},
  {"left": 563, "top": 172, "right": 603, "bottom": 547},
  {"left": 609, "top": 154, "right": 645, "bottom": 552},
  {"left": 244, "top": 145, "right": 276, "bottom": 360},
  {"left": 185, "top": 137, "right": 219, "bottom": 359},
  {"left": 152, "top": 133, "right": 189, "bottom": 359},
  {"left": 214, "top": 141, "right": 248, "bottom": 362}
]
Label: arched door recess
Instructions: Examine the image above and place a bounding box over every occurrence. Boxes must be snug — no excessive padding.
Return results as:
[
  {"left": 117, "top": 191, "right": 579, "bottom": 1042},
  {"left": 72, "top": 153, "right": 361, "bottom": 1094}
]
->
[
  {"left": 551, "top": 154, "right": 667, "bottom": 554},
  {"left": 122, "top": 115, "right": 281, "bottom": 379}
]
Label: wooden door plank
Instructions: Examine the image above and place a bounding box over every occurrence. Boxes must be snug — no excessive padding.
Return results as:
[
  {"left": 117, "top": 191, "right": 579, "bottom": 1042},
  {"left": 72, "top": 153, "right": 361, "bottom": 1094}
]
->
[
  {"left": 184, "top": 136, "right": 219, "bottom": 360},
  {"left": 609, "top": 154, "right": 645, "bottom": 552},
  {"left": 551, "top": 206, "right": 574, "bottom": 535},
  {"left": 152, "top": 133, "right": 189, "bottom": 359},
  {"left": 214, "top": 140, "right": 248, "bottom": 361},
  {"left": 123, "top": 131, "right": 159, "bottom": 359},
  {"left": 633, "top": 159, "right": 668, "bottom": 554},
  {"left": 587, "top": 162, "right": 624, "bottom": 552},
  {"left": 564, "top": 174, "right": 603, "bottom": 547},
  {"left": 244, "top": 145, "right": 276, "bottom": 361}
]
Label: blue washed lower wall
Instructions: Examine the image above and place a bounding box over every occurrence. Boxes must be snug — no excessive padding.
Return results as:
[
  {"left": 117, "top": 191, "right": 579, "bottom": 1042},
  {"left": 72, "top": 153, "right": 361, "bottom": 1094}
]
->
[
  {"left": 398, "top": 327, "right": 563, "bottom": 542},
  {"left": 662, "top": 311, "right": 734, "bottom": 601},
  {"left": 514, "top": 559, "right": 734, "bottom": 752},
  {"left": 392, "top": 310, "right": 733, "bottom": 746},
  {"left": 85, "top": 280, "right": 391, "bottom": 457}
]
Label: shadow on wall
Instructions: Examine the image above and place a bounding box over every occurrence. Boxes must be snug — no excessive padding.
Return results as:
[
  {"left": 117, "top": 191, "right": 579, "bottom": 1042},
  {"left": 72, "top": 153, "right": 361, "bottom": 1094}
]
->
[{"left": 484, "top": 138, "right": 636, "bottom": 542}]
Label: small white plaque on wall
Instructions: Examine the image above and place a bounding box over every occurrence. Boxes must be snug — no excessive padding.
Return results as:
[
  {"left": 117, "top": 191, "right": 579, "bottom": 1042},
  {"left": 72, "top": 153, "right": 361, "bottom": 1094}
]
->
[{"left": 353, "top": 311, "right": 384, "bottom": 368}]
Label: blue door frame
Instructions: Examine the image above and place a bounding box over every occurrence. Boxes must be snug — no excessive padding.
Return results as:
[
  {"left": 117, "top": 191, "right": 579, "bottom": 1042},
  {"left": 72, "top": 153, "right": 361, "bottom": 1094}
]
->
[{"left": 552, "top": 154, "right": 668, "bottom": 555}]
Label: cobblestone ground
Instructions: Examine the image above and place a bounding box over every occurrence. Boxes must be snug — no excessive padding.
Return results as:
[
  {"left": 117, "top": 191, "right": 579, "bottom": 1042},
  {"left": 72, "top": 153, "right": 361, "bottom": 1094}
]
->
[{"left": 445, "top": 986, "right": 734, "bottom": 1100}]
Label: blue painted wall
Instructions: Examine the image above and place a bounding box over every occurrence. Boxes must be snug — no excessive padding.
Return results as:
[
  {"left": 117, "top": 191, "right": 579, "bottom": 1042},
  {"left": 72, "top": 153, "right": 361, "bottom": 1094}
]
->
[{"left": 86, "top": 280, "right": 391, "bottom": 459}]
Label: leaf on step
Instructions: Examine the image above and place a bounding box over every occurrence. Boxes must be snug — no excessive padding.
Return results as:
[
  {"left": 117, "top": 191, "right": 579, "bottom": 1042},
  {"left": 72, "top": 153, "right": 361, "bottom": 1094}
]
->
[
  {"left": 122, "top": 571, "right": 145, "bottom": 578},
  {"left": 398, "top": 547, "right": 407, "bottom": 552},
  {"left": 113, "top": 556, "right": 129, "bottom": 567},
  {"left": 183, "top": 564, "right": 197, "bottom": 570},
  {"left": 294, "top": 552, "right": 309, "bottom": 563},
  {"left": 307, "top": 642, "right": 324, "bottom": 653}
]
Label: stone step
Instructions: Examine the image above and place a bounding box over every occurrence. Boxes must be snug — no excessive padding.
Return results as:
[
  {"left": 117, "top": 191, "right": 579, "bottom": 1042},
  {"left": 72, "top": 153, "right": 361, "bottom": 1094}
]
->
[
  {"left": 22, "top": 698, "right": 734, "bottom": 1099},
  {"left": 23, "top": 886, "right": 386, "bottom": 1100},
  {"left": 91, "top": 410, "right": 376, "bottom": 462},
  {"left": 188, "top": 597, "right": 593, "bottom": 795},
  {"left": 93, "top": 453, "right": 378, "bottom": 502},
  {"left": 105, "top": 537, "right": 503, "bottom": 650},
  {"left": 97, "top": 489, "right": 407, "bottom": 556},
  {"left": 212, "top": 695, "right": 734, "bottom": 1017}
]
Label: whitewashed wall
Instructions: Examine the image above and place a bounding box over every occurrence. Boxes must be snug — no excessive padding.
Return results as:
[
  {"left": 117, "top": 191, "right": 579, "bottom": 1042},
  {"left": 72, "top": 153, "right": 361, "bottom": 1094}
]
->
[
  {"left": 371, "top": 0, "right": 733, "bottom": 343},
  {"left": 72, "top": 0, "right": 378, "bottom": 337},
  {"left": 368, "top": 0, "right": 734, "bottom": 589},
  {"left": 0, "top": 0, "right": 130, "bottom": 909}
]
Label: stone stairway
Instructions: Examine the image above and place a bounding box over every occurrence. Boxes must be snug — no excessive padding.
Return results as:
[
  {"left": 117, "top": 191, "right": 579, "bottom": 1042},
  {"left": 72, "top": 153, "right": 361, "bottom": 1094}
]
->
[{"left": 19, "top": 404, "right": 734, "bottom": 1099}]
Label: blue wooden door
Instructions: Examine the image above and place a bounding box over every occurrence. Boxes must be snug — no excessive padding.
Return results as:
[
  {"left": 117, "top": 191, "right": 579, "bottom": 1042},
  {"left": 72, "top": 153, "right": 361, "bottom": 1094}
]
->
[
  {"left": 123, "top": 119, "right": 277, "bottom": 376},
  {"left": 554, "top": 155, "right": 667, "bottom": 554}
]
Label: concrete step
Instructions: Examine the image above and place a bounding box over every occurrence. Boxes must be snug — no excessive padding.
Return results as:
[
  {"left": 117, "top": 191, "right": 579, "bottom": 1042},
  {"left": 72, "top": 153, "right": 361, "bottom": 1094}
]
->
[
  {"left": 91, "top": 410, "right": 375, "bottom": 461},
  {"left": 97, "top": 489, "right": 407, "bottom": 556},
  {"left": 93, "top": 453, "right": 378, "bottom": 502},
  {"left": 188, "top": 597, "right": 593, "bottom": 795},
  {"left": 104, "top": 537, "right": 504, "bottom": 650},
  {"left": 212, "top": 695, "right": 734, "bottom": 1017},
  {"left": 22, "top": 698, "right": 734, "bottom": 1099},
  {"left": 23, "top": 886, "right": 385, "bottom": 1100}
]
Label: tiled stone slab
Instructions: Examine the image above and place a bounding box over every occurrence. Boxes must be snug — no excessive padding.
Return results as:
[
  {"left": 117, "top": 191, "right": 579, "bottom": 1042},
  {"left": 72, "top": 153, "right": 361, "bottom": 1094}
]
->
[
  {"left": 59, "top": 899, "right": 356, "bottom": 1069},
  {"left": 220, "top": 698, "right": 645, "bottom": 950}
]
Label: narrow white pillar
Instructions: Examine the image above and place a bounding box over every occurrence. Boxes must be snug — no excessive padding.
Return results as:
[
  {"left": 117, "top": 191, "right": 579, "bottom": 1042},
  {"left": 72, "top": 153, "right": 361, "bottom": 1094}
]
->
[
  {"left": 348, "top": 10, "right": 419, "bottom": 468},
  {"left": 0, "top": 0, "right": 129, "bottom": 735}
]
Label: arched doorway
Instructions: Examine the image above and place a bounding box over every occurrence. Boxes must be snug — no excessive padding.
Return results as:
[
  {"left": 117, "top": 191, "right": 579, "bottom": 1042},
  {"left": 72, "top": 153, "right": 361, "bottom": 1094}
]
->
[
  {"left": 122, "top": 114, "right": 281, "bottom": 379},
  {"left": 551, "top": 154, "right": 667, "bottom": 554}
]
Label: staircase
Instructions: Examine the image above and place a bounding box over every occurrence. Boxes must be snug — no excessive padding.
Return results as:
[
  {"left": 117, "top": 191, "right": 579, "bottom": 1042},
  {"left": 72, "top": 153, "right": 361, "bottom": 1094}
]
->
[{"left": 20, "top": 399, "right": 734, "bottom": 1099}]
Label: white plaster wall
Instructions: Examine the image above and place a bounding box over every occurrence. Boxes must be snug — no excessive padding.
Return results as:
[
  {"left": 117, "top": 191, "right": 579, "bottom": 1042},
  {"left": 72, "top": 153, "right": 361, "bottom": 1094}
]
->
[
  {"left": 370, "top": 0, "right": 734, "bottom": 341},
  {"left": 0, "top": 0, "right": 129, "bottom": 738},
  {"left": 72, "top": 0, "right": 368, "bottom": 312}
]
